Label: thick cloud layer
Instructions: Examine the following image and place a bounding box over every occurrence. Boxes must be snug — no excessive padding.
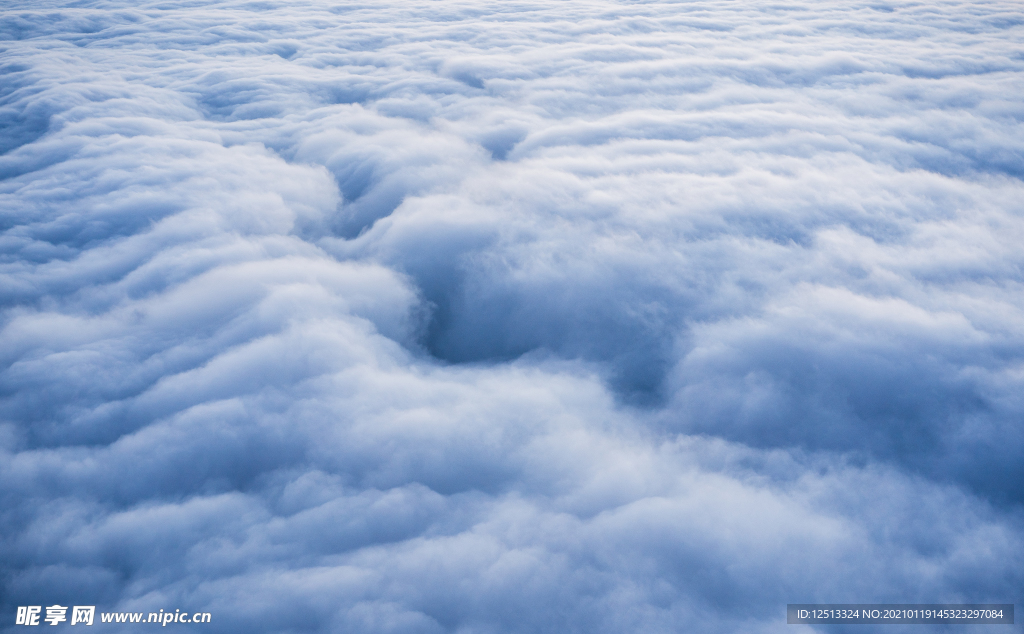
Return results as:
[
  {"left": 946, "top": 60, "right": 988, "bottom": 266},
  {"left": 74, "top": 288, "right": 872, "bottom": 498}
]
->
[{"left": 2, "top": 0, "right": 1023, "bottom": 632}]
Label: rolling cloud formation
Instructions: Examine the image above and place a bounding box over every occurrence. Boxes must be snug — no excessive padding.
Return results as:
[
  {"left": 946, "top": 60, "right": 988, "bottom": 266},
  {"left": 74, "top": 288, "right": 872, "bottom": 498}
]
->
[{"left": 2, "top": 0, "right": 1023, "bottom": 632}]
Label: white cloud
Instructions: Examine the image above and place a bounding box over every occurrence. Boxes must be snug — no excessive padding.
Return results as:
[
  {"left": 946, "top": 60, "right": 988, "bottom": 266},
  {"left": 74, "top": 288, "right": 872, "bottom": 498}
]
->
[{"left": 2, "top": 0, "right": 1023, "bottom": 631}]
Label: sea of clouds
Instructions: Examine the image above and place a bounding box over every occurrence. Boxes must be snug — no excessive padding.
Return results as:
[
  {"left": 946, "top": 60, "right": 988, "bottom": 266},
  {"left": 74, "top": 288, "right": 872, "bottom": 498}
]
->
[{"left": 1, "top": 0, "right": 1022, "bottom": 632}]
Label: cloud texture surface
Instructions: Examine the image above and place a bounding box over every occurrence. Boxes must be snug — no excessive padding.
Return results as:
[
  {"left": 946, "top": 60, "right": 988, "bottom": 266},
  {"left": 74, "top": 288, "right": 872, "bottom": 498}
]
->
[{"left": 2, "top": 0, "right": 1023, "bottom": 631}]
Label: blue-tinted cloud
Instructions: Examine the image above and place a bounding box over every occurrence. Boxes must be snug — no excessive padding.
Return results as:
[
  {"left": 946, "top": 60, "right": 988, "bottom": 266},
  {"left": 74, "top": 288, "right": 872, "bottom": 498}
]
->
[{"left": 2, "top": 0, "right": 1023, "bottom": 632}]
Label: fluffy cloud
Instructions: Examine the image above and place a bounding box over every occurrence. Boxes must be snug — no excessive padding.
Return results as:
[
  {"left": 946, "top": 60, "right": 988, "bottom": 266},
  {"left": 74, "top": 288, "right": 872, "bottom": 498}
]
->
[{"left": 2, "top": 0, "right": 1022, "bottom": 632}]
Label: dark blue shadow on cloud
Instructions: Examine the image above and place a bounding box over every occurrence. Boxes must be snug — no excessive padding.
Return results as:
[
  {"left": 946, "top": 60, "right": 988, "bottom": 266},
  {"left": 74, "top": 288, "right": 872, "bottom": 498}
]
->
[
  {"left": 479, "top": 127, "right": 526, "bottom": 161},
  {"left": 0, "top": 89, "right": 52, "bottom": 158},
  {"left": 450, "top": 72, "right": 484, "bottom": 90},
  {"left": 418, "top": 271, "right": 676, "bottom": 406},
  {"left": 668, "top": 338, "right": 1024, "bottom": 506}
]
